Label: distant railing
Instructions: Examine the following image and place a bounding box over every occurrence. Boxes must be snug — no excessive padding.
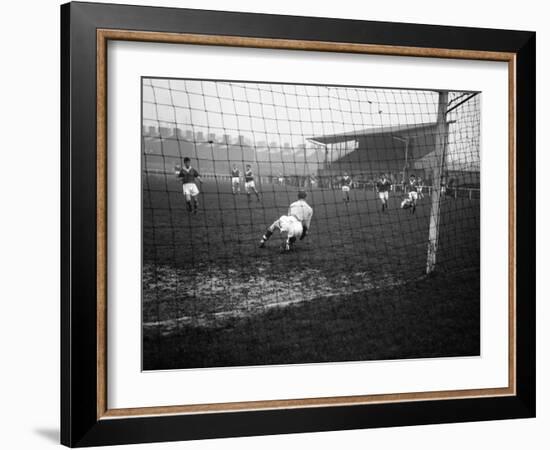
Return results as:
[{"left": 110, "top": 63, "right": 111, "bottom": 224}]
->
[
  {"left": 146, "top": 168, "right": 480, "bottom": 200},
  {"left": 357, "top": 182, "right": 480, "bottom": 200}
]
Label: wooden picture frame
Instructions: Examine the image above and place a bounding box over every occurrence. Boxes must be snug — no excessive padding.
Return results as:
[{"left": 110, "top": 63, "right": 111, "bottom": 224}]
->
[{"left": 61, "top": 1, "right": 535, "bottom": 447}]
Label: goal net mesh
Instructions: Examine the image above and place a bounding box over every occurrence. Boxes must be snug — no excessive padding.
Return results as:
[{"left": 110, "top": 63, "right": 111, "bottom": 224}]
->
[{"left": 141, "top": 78, "right": 480, "bottom": 368}]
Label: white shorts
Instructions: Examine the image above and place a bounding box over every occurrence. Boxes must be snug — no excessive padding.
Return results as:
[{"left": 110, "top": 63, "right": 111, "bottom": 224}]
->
[
  {"left": 342, "top": 186, "right": 350, "bottom": 192},
  {"left": 231, "top": 177, "right": 240, "bottom": 186},
  {"left": 245, "top": 180, "right": 256, "bottom": 190},
  {"left": 378, "top": 191, "right": 389, "bottom": 201},
  {"left": 275, "top": 215, "right": 303, "bottom": 239},
  {"left": 182, "top": 183, "right": 199, "bottom": 197},
  {"left": 408, "top": 191, "right": 418, "bottom": 201}
]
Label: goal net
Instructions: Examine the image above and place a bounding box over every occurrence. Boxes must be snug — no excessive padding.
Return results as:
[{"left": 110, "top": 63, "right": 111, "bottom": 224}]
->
[{"left": 141, "top": 78, "right": 480, "bottom": 368}]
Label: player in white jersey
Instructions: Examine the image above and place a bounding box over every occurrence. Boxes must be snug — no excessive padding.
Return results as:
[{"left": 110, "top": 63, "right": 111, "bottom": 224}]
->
[{"left": 259, "top": 190, "right": 313, "bottom": 252}]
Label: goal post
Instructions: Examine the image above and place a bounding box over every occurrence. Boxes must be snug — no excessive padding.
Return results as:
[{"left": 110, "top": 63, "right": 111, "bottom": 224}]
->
[{"left": 426, "top": 91, "right": 449, "bottom": 274}]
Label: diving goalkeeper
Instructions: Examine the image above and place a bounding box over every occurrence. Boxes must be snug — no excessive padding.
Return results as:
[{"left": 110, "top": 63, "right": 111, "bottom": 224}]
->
[{"left": 259, "top": 190, "right": 313, "bottom": 252}]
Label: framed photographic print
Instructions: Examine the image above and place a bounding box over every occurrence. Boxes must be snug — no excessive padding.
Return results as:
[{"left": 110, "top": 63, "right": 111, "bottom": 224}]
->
[{"left": 61, "top": 1, "right": 536, "bottom": 447}]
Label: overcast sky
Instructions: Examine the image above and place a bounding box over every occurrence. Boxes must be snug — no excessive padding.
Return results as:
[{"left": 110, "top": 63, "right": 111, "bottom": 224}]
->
[{"left": 142, "top": 78, "right": 479, "bottom": 164}]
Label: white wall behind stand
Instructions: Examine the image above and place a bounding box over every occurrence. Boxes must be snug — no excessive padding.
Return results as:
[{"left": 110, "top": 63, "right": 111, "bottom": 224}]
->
[{"left": 0, "top": 0, "right": 546, "bottom": 449}]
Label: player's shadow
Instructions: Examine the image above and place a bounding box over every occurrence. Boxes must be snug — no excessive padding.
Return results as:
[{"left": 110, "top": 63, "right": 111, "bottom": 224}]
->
[{"left": 34, "top": 428, "right": 59, "bottom": 443}]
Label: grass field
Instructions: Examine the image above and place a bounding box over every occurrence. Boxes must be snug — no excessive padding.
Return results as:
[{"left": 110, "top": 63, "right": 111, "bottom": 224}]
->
[{"left": 142, "top": 174, "right": 480, "bottom": 370}]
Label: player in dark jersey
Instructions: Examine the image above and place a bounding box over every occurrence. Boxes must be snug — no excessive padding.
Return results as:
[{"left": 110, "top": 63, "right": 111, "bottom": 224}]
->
[
  {"left": 417, "top": 176, "right": 425, "bottom": 199},
  {"left": 230, "top": 164, "right": 241, "bottom": 195},
  {"left": 244, "top": 164, "right": 261, "bottom": 203},
  {"left": 405, "top": 174, "right": 419, "bottom": 214},
  {"left": 175, "top": 157, "right": 202, "bottom": 214},
  {"left": 341, "top": 172, "right": 352, "bottom": 203},
  {"left": 376, "top": 173, "right": 392, "bottom": 212}
]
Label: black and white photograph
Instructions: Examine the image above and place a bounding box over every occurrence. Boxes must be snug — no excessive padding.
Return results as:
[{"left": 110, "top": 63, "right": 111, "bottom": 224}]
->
[
  {"left": 142, "top": 78, "right": 481, "bottom": 370},
  {"left": 0, "top": 0, "right": 543, "bottom": 447}
]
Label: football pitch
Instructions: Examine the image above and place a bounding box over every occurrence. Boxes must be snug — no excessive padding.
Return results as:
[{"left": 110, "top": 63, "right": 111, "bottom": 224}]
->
[{"left": 143, "top": 175, "right": 480, "bottom": 370}]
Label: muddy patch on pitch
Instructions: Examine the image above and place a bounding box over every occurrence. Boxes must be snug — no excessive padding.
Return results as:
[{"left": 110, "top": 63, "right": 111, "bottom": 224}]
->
[{"left": 143, "top": 262, "right": 403, "bottom": 332}]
